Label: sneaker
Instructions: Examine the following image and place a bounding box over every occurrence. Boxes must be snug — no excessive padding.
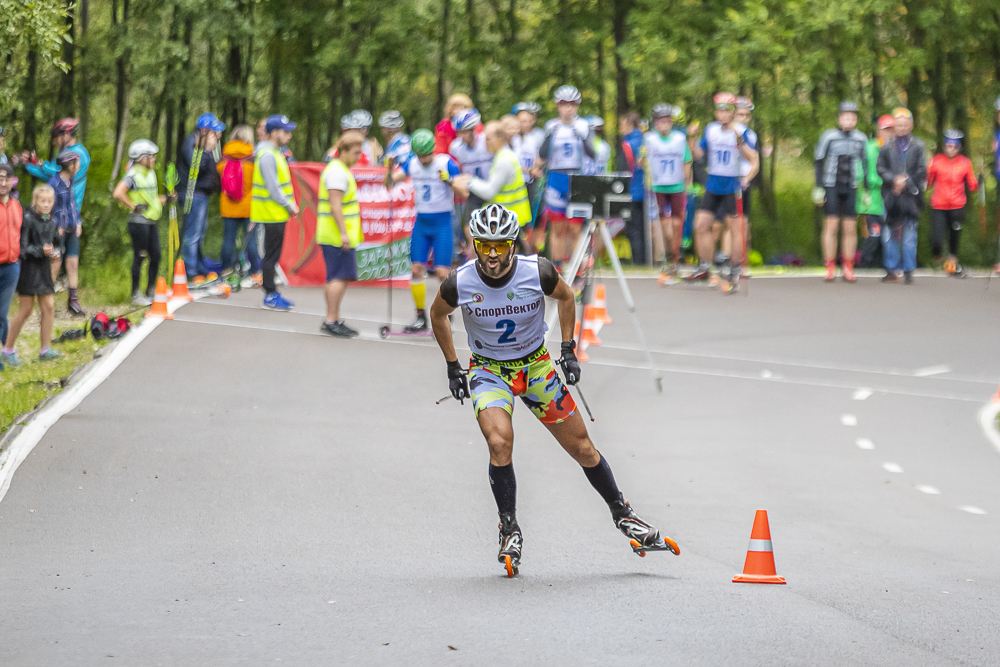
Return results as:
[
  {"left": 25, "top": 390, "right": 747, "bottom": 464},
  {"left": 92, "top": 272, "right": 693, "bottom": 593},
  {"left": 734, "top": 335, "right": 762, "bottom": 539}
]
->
[
  {"left": 881, "top": 272, "right": 899, "bottom": 283},
  {"left": 132, "top": 291, "right": 152, "bottom": 306},
  {"left": 842, "top": 262, "right": 856, "bottom": 283},
  {"left": 684, "top": 265, "right": 710, "bottom": 282},
  {"left": 262, "top": 292, "right": 292, "bottom": 311},
  {"left": 38, "top": 349, "right": 64, "bottom": 362},
  {"left": 405, "top": 311, "right": 428, "bottom": 332},
  {"left": 1, "top": 350, "right": 23, "bottom": 367},
  {"left": 320, "top": 321, "right": 358, "bottom": 338},
  {"left": 191, "top": 275, "right": 206, "bottom": 286},
  {"left": 824, "top": 259, "right": 836, "bottom": 282}
]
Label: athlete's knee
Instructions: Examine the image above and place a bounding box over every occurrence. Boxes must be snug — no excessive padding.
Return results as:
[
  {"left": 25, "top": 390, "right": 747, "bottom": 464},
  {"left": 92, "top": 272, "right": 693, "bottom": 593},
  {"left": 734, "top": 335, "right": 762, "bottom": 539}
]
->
[{"left": 485, "top": 432, "right": 513, "bottom": 462}]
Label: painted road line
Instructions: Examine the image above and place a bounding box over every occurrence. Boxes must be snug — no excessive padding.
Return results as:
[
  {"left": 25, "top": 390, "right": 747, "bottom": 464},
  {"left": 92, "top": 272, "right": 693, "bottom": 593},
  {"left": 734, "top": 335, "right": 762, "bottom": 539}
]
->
[
  {"left": 959, "top": 506, "right": 987, "bottom": 515},
  {"left": 916, "top": 485, "right": 941, "bottom": 495},
  {"left": 882, "top": 462, "right": 904, "bottom": 473},
  {"left": 0, "top": 297, "right": 192, "bottom": 505},
  {"left": 853, "top": 388, "right": 873, "bottom": 400},
  {"left": 841, "top": 414, "right": 858, "bottom": 426},
  {"left": 856, "top": 438, "right": 875, "bottom": 450},
  {"left": 914, "top": 365, "right": 951, "bottom": 377}
]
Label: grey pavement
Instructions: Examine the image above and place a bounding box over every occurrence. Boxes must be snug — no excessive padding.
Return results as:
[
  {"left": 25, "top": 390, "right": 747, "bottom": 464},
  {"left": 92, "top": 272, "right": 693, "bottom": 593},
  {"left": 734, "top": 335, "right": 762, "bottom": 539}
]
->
[{"left": 2, "top": 273, "right": 1000, "bottom": 665}]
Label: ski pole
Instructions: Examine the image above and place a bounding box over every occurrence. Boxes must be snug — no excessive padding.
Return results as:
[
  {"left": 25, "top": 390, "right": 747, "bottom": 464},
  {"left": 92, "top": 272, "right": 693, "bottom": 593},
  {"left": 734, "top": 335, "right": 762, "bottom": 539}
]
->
[
  {"left": 435, "top": 394, "right": 452, "bottom": 404},
  {"left": 574, "top": 383, "right": 595, "bottom": 422}
]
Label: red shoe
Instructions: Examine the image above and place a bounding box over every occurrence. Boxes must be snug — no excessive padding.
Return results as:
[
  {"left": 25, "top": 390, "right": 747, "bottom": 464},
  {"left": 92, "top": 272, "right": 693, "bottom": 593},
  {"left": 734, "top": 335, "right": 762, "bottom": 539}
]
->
[
  {"left": 842, "top": 260, "right": 856, "bottom": 283},
  {"left": 824, "top": 259, "right": 836, "bottom": 282}
]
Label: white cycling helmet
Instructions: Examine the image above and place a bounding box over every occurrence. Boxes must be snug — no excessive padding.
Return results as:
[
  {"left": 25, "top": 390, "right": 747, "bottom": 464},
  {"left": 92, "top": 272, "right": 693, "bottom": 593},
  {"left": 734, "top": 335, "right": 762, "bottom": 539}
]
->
[
  {"left": 469, "top": 204, "right": 519, "bottom": 241},
  {"left": 378, "top": 111, "right": 404, "bottom": 129},
  {"left": 588, "top": 115, "right": 605, "bottom": 129},
  {"left": 350, "top": 109, "right": 373, "bottom": 128},
  {"left": 341, "top": 113, "right": 365, "bottom": 130},
  {"left": 452, "top": 109, "right": 481, "bottom": 131},
  {"left": 127, "top": 139, "right": 159, "bottom": 160},
  {"left": 554, "top": 85, "right": 582, "bottom": 104}
]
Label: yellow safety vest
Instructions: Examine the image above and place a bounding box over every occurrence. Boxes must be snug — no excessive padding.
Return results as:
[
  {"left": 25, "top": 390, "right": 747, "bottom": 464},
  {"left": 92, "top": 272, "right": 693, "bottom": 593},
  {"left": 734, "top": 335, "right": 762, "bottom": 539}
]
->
[
  {"left": 490, "top": 147, "right": 532, "bottom": 227},
  {"left": 316, "top": 159, "right": 362, "bottom": 247},
  {"left": 126, "top": 165, "right": 162, "bottom": 221},
  {"left": 250, "top": 145, "right": 294, "bottom": 223}
]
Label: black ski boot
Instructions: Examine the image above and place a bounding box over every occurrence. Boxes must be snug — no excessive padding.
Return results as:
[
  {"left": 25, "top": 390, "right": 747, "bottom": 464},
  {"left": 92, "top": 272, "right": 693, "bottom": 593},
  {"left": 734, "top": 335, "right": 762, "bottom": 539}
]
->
[
  {"left": 497, "top": 512, "right": 522, "bottom": 578},
  {"left": 67, "top": 288, "right": 84, "bottom": 317},
  {"left": 405, "top": 310, "right": 428, "bottom": 332},
  {"left": 609, "top": 498, "right": 679, "bottom": 556}
]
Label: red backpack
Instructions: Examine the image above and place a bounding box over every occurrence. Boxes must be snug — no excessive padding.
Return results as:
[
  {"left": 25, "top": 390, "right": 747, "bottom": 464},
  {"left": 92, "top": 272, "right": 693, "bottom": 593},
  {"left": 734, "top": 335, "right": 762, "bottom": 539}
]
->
[{"left": 222, "top": 157, "right": 248, "bottom": 202}]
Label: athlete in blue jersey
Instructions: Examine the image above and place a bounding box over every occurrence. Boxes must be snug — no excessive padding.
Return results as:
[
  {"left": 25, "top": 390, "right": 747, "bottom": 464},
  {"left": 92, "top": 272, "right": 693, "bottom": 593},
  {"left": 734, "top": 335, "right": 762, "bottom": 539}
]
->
[
  {"left": 686, "top": 93, "right": 759, "bottom": 293},
  {"left": 379, "top": 111, "right": 411, "bottom": 166}
]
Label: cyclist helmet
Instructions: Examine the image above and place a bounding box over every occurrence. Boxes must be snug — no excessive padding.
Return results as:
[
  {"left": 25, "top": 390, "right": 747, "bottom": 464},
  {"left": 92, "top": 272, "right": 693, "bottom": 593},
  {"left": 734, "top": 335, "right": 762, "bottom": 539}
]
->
[
  {"left": 994, "top": 96, "right": 1000, "bottom": 111},
  {"left": 351, "top": 109, "right": 373, "bottom": 128},
  {"left": 341, "top": 113, "right": 365, "bottom": 130},
  {"left": 511, "top": 102, "right": 529, "bottom": 115},
  {"left": 713, "top": 92, "right": 736, "bottom": 107},
  {"left": 943, "top": 129, "right": 964, "bottom": 144},
  {"left": 652, "top": 104, "right": 674, "bottom": 119},
  {"left": 378, "top": 111, "right": 405, "bottom": 129},
  {"left": 735, "top": 97, "right": 754, "bottom": 110},
  {"left": 411, "top": 129, "right": 435, "bottom": 156},
  {"left": 127, "top": 139, "right": 159, "bottom": 160},
  {"left": 469, "top": 204, "right": 519, "bottom": 241},
  {"left": 554, "top": 85, "right": 582, "bottom": 104},
  {"left": 55, "top": 150, "right": 80, "bottom": 166},
  {"left": 877, "top": 114, "right": 895, "bottom": 129},
  {"left": 525, "top": 102, "right": 541, "bottom": 114},
  {"left": 838, "top": 100, "right": 859, "bottom": 114},
  {"left": 452, "top": 109, "right": 482, "bottom": 131},
  {"left": 52, "top": 117, "right": 81, "bottom": 136},
  {"left": 588, "top": 116, "right": 605, "bottom": 129}
]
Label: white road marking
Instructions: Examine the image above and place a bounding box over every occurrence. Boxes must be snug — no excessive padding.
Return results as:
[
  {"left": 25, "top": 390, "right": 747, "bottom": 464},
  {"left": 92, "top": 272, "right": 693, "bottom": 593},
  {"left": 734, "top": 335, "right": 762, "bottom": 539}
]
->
[
  {"left": 882, "top": 462, "right": 903, "bottom": 473},
  {"left": 841, "top": 414, "right": 858, "bottom": 426},
  {"left": 853, "top": 388, "right": 873, "bottom": 400},
  {"left": 959, "top": 506, "right": 987, "bottom": 515},
  {"left": 856, "top": 438, "right": 875, "bottom": 450},
  {"left": 914, "top": 365, "right": 951, "bottom": 377},
  {"left": 916, "top": 485, "right": 941, "bottom": 495},
  {"left": 0, "top": 298, "right": 193, "bottom": 504},
  {"left": 761, "top": 370, "right": 772, "bottom": 378}
]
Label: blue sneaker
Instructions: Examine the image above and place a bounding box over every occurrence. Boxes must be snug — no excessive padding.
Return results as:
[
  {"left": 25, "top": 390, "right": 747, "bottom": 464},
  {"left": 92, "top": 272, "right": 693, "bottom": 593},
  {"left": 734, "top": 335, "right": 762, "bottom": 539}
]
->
[
  {"left": 38, "top": 349, "right": 64, "bottom": 362},
  {"left": 1, "top": 350, "right": 23, "bottom": 367},
  {"left": 262, "top": 292, "right": 292, "bottom": 311}
]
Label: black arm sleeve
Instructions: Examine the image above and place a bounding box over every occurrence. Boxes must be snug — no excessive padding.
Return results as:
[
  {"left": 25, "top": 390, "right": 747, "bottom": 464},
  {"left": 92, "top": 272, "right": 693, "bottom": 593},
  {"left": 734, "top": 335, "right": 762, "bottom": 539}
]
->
[
  {"left": 439, "top": 270, "right": 459, "bottom": 308},
  {"left": 538, "top": 257, "right": 560, "bottom": 296},
  {"left": 538, "top": 132, "right": 552, "bottom": 160},
  {"left": 581, "top": 131, "right": 596, "bottom": 159}
]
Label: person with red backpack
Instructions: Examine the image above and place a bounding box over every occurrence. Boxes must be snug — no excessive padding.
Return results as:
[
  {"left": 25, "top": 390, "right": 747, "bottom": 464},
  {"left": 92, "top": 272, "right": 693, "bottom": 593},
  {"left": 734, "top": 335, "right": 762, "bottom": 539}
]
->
[{"left": 217, "top": 125, "right": 260, "bottom": 283}]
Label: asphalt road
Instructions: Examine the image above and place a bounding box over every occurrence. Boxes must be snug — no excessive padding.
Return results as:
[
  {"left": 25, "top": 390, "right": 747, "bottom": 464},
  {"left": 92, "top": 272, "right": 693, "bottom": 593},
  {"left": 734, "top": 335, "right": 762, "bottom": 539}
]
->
[{"left": 2, "top": 272, "right": 1000, "bottom": 666}]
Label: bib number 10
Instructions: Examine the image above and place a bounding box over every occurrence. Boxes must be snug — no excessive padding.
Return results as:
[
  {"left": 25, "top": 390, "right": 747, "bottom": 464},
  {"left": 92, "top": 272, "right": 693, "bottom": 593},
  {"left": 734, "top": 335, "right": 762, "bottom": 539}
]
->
[{"left": 496, "top": 319, "right": 518, "bottom": 343}]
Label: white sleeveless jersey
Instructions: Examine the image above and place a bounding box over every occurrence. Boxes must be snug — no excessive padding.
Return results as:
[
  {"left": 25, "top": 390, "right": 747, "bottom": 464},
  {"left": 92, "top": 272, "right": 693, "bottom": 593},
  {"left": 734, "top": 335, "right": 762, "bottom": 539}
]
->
[
  {"left": 513, "top": 133, "right": 539, "bottom": 183},
  {"left": 545, "top": 118, "right": 590, "bottom": 171},
  {"left": 644, "top": 130, "right": 688, "bottom": 186},
  {"left": 740, "top": 128, "right": 758, "bottom": 179},
  {"left": 450, "top": 135, "right": 493, "bottom": 180},
  {"left": 703, "top": 122, "right": 749, "bottom": 178},
  {"left": 403, "top": 153, "right": 455, "bottom": 215},
  {"left": 455, "top": 255, "right": 548, "bottom": 361}
]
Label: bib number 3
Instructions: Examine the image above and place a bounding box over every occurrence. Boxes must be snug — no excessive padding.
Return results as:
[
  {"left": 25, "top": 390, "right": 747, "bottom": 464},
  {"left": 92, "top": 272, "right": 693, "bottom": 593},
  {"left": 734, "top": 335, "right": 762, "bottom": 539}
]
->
[{"left": 496, "top": 319, "right": 517, "bottom": 343}]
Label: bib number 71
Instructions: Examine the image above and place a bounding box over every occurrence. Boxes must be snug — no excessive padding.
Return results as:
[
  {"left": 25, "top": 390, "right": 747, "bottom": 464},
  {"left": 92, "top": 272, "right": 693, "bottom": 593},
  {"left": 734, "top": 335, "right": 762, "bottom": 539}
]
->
[{"left": 496, "top": 319, "right": 517, "bottom": 343}]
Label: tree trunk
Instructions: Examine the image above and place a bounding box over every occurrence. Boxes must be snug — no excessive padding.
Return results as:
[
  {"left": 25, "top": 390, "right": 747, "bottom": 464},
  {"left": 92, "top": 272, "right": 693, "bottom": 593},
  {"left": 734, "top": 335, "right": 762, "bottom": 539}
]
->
[
  {"left": 175, "top": 16, "right": 193, "bottom": 161},
  {"left": 152, "top": 5, "right": 180, "bottom": 149},
  {"left": 929, "top": 46, "right": 946, "bottom": 147},
  {"left": 57, "top": 0, "right": 76, "bottom": 118},
  {"left": 436, "top": 0, "right": 451, "bottom": 118},
  {"left": 466, "top": 0, "right": 479, "bottom": 105},
  {"left": 227, "top": 41, "right": 242, "bottom": 129},
  {"left": 947, "top": 36, "right": 969, "bottom": 154},
  {"left": 270, "top": 39, "right": 281, "bottom": 110},
  {"left": 22, "top": 50, "right": 38, "bottom": 153},
  {"left": 506, "top": 0, "right": 519, "bottom": 96},
  {"left": 110, "top": 85, "right": 132, "bottom": 185},
  {"left": 112, "top": 0, "right": 130, "bottom": 160},
  {"left": 611, "top": 0, "right": 631, "bottom": 150},
  {"left": 207, "top": 40, "right": 215, "bottom": 112},
  {"left": 79, "top": 0, "right": 90, "bottom": 140},
  {"left": 596, "top": 0, "right": 607, "bottom": 124}
]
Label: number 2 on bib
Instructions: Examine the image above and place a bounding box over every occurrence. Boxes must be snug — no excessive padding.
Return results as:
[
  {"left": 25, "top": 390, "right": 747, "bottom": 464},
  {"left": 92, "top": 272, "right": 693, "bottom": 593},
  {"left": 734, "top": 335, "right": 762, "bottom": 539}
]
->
[{"left": 496, "top": 319, "right": 517, "bottom": 343}]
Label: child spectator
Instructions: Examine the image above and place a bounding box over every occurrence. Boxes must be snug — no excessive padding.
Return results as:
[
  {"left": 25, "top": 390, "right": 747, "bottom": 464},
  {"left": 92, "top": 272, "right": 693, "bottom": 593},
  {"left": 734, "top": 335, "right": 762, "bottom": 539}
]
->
[
  {"left": 48, "top": 150, "right": 84, "bottom": 314},
  {"left": 1, "top": 185, "right": 62, "bottom": 365},
  {"left": 926, "top": 129, "right": 977, "bottom": 277},
  {"left": 113, "top": 140, "right": 167, "bottom": 305}
]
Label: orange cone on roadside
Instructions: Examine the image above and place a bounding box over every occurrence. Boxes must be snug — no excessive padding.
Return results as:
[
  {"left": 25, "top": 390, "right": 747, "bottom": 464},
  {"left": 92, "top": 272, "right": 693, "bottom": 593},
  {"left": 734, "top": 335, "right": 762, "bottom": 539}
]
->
[
  {"left": 145, "top": 277, "right": 174, "bottom": 320},
  {"left": 170, "top": 260, "right": 193, "bottom": 301},
  {"left": 591, "top": 283, "right": 613, "bottom": 324},
  {"left": 571, "top": 322, "right": 590, "bottom": 362},
  {"left": 580, "top": 306, "right": 603, "bottom": 346},
  {"left": 733, "top": 509, "right": 786, "bottom": 584}
]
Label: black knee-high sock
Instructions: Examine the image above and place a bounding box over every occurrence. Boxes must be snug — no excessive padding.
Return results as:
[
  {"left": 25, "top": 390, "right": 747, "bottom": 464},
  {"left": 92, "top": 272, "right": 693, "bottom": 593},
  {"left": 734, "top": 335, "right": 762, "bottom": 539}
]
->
[
  {"left": 583, "top": 453, "right": 623, "bottom": 505},
  {"left": 489, "top": 463, "right": 517, "bottom": 516}
]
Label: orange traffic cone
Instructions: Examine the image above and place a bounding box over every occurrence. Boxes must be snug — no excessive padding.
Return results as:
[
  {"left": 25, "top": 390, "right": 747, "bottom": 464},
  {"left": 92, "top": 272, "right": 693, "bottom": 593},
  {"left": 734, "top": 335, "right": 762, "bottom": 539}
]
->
[
  {"left": 145, "top": 277, "right": 174, "bottom": 320},
  {"left": 591, "top": 283, "right": 613, "bottom": 324},
  {"left": 580, "top": 306, "right": 602, "bottom": 346},
  {"left": 170, "top": 260, "right": 193, "bottom": 301},
  {"left": 733, "top": 509, "right": 786, "bottom": 584}
]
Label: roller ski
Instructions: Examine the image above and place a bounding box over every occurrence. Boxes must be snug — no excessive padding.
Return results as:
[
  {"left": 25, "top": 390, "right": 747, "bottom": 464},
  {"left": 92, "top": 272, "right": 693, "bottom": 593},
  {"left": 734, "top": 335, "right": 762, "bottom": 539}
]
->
[
  {"left": 610, "top": 499, "right": 679, "bottom": 557},
  {"left": 497, "top": 513, "right": 522, "bottom": 578},
  {"left": 657, "top": 264, "right": 679, "bottom": 287},
  {"left": 378, "top": 310, "right": 436, "bottom": 339}
]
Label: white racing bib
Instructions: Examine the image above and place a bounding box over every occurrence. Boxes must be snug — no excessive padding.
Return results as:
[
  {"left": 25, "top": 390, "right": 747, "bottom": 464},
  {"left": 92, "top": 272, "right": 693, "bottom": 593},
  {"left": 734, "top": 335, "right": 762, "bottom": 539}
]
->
[
  {"left": 455, "top": 255, "right": 548, "bottom": 361},
  {"left": 703, "top": 122, "right": 749, "bottom": 178},
  {"left": 403, "top": 154, "right": 455, "bottom": 215},
  {"left": 545, "top": 118, "right": 590, "bottom": 171},
  {"left": 644, "top": 130, "right": 688, "bottom": 186},
  {"left": 450, "top": 134, "right": 493, "bottom": 180}
]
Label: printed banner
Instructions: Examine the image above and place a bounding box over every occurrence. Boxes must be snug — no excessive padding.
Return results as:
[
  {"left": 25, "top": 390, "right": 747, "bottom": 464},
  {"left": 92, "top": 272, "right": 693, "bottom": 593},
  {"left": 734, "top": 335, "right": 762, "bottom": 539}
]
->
[{"left": 279, "top": 163, "right": 416, "bottom": 287}]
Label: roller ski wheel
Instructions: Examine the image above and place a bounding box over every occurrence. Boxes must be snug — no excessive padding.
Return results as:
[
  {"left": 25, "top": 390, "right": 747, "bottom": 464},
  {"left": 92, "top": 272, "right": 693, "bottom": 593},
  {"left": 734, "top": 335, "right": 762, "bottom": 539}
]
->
[
  {"left": 629, "top": 534, "right": 680, "bottom": 557},
  {"left": 379, "top": 325, "right": 390, "bottom": 339},
  {"left": 503, "top": 554, "right": 519, "bottom": 578},
  {"left": 497, "top": 513, "right": 522, "bottom": 579}
]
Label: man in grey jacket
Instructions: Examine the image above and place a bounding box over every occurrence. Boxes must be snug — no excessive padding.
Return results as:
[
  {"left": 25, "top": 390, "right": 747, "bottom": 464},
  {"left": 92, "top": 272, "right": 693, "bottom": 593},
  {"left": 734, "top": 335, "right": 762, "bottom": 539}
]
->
[{"left": 876, "top": 108, "right": 926, "bottom": 284}]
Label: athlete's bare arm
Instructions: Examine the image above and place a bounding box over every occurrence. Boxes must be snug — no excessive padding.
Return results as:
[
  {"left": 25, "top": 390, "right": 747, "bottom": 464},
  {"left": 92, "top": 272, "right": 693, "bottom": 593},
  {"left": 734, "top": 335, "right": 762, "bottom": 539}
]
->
[
  {"left": 740, "top": 141, "right": 760, "bottom": 182},
  {"left": 430, "top": 292, "right": 457, "bottom": 362},
  {"left": 550, "top": 277, "right": 577, "bottom": 343}
]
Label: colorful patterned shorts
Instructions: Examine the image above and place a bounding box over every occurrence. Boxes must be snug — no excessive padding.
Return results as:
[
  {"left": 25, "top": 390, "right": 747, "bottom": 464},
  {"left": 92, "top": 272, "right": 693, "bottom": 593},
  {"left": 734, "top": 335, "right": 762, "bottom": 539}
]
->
[{"left": 469, "top": 347, "right": 577, "bottom": 424}]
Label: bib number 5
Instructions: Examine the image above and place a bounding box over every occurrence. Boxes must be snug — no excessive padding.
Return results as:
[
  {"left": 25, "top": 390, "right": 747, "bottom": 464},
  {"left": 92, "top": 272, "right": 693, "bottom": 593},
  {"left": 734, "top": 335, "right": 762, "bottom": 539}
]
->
[{"left": 496, "top": 319, "right": 517, "bottom": 343}]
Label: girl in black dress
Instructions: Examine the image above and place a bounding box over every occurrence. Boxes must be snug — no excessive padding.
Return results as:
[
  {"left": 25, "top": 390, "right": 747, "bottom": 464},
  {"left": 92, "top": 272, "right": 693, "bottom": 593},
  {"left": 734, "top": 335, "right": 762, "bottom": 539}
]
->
[{"left": 3, "top": 185, "right": 62, "bottom": 362}]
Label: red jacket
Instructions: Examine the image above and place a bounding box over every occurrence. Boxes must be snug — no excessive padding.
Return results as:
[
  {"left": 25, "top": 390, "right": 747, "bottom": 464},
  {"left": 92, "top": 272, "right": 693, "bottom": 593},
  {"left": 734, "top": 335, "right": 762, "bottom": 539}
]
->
[
  {"left": 434, "top": 118, "right": 457, "bottom": 155},
  {"left": 927, "top": 154, "right": 977, "bottom": 210},
  {"left": 0, "top": 196, "right": 24, "bottom": 264}
]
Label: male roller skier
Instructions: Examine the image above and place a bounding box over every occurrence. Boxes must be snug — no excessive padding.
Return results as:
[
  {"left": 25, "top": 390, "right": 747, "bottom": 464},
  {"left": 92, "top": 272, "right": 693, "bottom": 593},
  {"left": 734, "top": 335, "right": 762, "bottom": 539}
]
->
[{"left": 429, "top": 203, "right": 679, "bottom": 577}]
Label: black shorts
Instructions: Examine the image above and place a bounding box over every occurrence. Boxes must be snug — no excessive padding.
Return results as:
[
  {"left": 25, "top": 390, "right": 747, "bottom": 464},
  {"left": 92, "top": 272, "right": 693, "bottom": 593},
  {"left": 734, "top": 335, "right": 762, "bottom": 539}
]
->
[
  {"left": 824, "top": 186, "right": 857, "bottom": 218},
  {"left": 321, "top": 245, "right": 358, "bottom": 283},
  {"left": 698, "top": 191, "right": 737, "bottom": 220},
  {"left": 742, "top": 187, "right": 753, "bottom": 219}
]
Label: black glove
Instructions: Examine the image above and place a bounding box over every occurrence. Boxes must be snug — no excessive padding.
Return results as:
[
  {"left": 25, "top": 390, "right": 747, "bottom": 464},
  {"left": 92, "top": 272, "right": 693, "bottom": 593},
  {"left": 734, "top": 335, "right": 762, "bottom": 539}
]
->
[
  {"left": 558, "top": 340, "right": 581, "bottom": 385},
  {"left": 447, "top": 360, "right": 470, "bottom": 403}
]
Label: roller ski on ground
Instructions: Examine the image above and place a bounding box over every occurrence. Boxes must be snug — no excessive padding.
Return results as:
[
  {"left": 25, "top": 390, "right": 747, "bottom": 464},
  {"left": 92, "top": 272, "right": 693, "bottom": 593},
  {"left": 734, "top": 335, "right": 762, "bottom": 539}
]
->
[
  {"left": 497, "top": 513, "right": 522, "bottom": 578},
  {"left": 378, "top": 310, "right": 436, "bottom": 339},
  {"left": 611, "top": 499, "right": 680, "bottom": 557}
]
